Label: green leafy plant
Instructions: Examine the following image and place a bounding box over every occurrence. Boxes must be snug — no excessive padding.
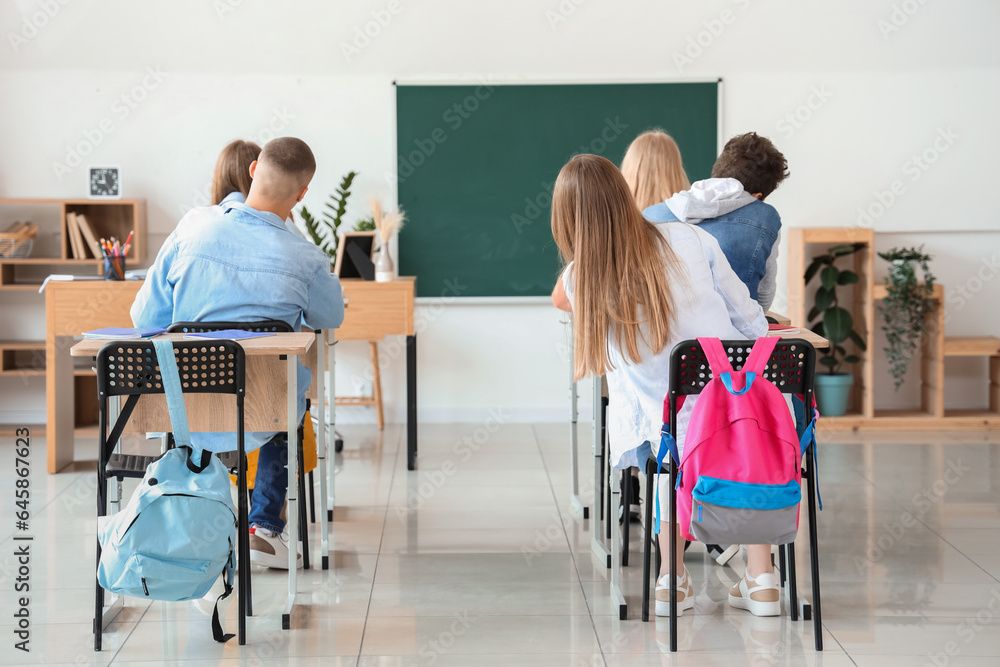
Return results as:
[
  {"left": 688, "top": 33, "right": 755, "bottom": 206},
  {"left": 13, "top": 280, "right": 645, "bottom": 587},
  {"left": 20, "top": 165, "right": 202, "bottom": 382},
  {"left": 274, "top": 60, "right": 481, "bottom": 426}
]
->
[
  {"left": 300, "top": 171, "right": 358, "bottom": 260},
  {"left": 805, "top": 243, "right": 868, "bottom": 374},
  {"left": 878, "top": 246, "right": 936, "bottom": 391},
  {"left": 354, "top": 215, "right": 376, "bottom": 232}
]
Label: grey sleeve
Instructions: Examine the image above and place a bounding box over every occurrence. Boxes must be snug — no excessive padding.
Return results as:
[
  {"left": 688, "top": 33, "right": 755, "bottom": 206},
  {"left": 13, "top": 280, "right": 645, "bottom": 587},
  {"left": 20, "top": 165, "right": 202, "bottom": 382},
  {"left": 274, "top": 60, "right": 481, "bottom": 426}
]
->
[{"left": 756, "top": 239, "right": 780, "bottom": 313}]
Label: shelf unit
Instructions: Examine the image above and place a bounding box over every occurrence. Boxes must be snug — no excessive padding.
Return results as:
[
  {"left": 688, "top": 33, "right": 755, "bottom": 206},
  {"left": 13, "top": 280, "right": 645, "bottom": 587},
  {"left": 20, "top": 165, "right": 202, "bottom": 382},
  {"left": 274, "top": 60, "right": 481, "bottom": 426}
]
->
[
  {"left": 0, "top": 198, "right": 145, "bottom": 429},
  {"left": 0, "top": 198, "right": 145, "bottom": 289},
  {"left": 787, "top": 227, "right": 875, "bottom": 420},
  {"left": 788, "top": 227, "right": 999, "bottom": 431}
]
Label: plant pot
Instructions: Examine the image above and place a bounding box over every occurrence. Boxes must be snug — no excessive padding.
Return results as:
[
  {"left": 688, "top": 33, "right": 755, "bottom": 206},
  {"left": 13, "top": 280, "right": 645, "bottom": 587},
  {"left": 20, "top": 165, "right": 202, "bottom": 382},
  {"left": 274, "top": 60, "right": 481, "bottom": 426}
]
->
[{"left": 815, "top": 372, "right": 854, "bottom": 417}]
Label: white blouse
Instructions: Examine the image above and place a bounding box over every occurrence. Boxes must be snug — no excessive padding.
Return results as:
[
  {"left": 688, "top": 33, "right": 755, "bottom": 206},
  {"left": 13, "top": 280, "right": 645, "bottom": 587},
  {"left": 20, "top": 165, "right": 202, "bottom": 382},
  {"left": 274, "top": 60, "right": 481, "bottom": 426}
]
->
[{"left": 562, "top": 221, "right": 767, "bottom": 468}]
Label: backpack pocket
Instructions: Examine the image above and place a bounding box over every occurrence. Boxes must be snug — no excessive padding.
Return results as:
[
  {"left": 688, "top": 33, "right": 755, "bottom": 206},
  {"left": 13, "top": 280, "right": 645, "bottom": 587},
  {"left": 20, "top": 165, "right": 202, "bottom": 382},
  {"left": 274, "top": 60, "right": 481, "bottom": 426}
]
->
[
  {"left": 689, "top": 476, "right": 800, "bottom": 546},
  {"left": 113, "top": 553, "right": 216, "bottom": 601}
]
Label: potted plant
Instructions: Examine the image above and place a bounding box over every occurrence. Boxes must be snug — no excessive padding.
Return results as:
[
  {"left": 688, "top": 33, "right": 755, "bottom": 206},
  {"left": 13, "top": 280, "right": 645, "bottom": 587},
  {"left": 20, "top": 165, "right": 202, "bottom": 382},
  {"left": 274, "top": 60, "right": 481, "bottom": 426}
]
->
[
  {"left": 878, "top": 246, "right": 935, "bottom": 391},
  {"left": 300, "top": 171, "right": 358, "bottom": 261},
  {"left": 805, "top": 243, "right": 868, "bottom": 416}
]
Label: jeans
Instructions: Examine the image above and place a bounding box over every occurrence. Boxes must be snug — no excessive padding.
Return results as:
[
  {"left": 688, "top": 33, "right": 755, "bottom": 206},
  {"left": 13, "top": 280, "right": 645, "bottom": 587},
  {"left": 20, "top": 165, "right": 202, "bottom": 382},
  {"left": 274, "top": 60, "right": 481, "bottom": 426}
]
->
[{"left": 248, "top": 432, "right": 288, "bottom": 534}]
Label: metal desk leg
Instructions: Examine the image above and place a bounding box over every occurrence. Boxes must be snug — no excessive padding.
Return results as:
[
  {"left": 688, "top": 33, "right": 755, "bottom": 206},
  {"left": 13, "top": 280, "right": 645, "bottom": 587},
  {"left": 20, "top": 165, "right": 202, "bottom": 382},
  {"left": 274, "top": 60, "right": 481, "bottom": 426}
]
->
[
  {"left": 282, "top": 358, "right": 298, "bottom": 630},
  {"left": 327, "top": 338, "right": 336, "bottom": 518},
  {"left": 315, "top": 332, "right": 330, "bottom": 570},
  {"left": 591, "top": 376, "right": 611, "bottom": 569},
  {"left": 610, "top": 467, "right": 627, "bottom": 620},
  {"left": 567, "top": 325, "right": 588, "bottom": 519},
  {"left": 406, "top": 334, "right": 417, "bottom": 471}
]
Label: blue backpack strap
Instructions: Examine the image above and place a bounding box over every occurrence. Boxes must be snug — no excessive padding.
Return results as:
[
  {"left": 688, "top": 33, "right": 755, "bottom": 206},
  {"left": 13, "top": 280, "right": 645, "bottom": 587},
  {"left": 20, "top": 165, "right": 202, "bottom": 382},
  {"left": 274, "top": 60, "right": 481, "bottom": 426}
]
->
[
  {"left": 720, "top": 371, "right": 756, "bottom": 395},
  {"left": 653, "top": 425, "right": 680, "bottom": 535},
  {"left": 796, "top": 402, "right": 823, "bottom": 511},
  {"left": 152, "top": 339, "right": 210, "bottom": 470}
]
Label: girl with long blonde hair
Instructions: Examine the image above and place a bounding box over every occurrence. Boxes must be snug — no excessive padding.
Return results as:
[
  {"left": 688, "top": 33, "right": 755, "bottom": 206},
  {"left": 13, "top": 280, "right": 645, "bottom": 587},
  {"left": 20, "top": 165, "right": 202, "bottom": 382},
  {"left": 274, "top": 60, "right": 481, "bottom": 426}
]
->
[
  {"left": 551, "top": 154, "right": 775, "bottom": 617},
  {"left": 620, "top": 129, "right": 690, "bottom": 211}
]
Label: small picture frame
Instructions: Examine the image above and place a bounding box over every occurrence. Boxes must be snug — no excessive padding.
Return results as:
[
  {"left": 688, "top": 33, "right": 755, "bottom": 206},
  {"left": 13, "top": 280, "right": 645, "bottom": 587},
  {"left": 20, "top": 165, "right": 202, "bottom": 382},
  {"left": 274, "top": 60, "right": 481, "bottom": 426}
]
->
[
  {"left": 88, "top": 166, "right": 122, "bottom": 199},
  {"left": 334, "top": 231, "right": 376, "bottom": 280}
]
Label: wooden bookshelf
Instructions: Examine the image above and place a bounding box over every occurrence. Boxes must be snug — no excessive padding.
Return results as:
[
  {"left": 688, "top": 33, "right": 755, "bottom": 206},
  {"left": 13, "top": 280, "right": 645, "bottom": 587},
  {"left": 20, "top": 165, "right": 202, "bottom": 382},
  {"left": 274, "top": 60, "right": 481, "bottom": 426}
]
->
[
  {"left": 789, "top": 227, "right": 999, "bottom": 431},
  {"left": 0, "top": 198, "right": 144, "bottom": 432},
  {"left": 0, "top": 198, "right": 145, "bottom": 289}
]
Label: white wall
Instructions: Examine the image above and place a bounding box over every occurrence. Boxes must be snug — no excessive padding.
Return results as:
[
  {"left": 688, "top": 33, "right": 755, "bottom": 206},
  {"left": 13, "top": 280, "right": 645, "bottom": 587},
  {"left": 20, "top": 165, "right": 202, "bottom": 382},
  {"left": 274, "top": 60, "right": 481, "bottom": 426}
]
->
[{"left": 0, "top": 0, "right": 997, "bottom": 424}]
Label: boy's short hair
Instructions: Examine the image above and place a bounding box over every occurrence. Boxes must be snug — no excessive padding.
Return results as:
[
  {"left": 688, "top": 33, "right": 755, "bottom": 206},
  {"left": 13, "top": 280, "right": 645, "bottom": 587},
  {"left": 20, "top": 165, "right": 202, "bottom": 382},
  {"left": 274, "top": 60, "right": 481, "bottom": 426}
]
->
[
  {"left": 711, "top": 132, "right": 789, "bottom": 199},
  {"left": 258, "top": 137, "right": 316, "bottom": 196}
]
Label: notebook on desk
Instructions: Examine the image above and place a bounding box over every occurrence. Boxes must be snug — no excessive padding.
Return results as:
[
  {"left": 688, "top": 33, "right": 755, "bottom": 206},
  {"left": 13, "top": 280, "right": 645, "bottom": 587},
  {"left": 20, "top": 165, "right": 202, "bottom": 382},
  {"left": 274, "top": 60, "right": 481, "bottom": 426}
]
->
[
  {"left": 183, "top": 329, "right": 276, "bottom": 341},
  {"left": 83, "top": 327, "right": 166, "bottom": 339}
]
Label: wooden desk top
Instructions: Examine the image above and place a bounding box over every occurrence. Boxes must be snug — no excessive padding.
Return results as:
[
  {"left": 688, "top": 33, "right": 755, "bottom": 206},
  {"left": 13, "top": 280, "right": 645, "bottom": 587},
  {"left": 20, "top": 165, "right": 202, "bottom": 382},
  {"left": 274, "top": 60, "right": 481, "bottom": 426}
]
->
[
  {"left": 768, "top": 328, "right": 829, "bottom": 349},
  {"left": 765, "top": 311, "right": 792, "bottom": 325},
  {"left": 70, "top": 332, "right": 315, "bottom": 357}
]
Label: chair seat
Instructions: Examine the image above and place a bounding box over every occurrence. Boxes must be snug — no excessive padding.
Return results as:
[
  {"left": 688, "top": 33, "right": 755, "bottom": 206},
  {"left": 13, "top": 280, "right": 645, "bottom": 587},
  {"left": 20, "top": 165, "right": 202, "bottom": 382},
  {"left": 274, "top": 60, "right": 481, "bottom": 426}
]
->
[{"left": 106, "top": 453, "right": 162, "bottom": 479}]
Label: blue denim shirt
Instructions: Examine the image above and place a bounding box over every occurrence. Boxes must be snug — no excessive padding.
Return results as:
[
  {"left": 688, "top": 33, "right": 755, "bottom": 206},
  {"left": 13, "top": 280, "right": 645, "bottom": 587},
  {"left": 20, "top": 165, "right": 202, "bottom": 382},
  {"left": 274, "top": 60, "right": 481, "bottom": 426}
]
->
[
  {"left": 642, "top": 199, "right": 781, "bottom": 301},
  {"left": 131, "top": 202, "right": 344, "bottom": 452}
]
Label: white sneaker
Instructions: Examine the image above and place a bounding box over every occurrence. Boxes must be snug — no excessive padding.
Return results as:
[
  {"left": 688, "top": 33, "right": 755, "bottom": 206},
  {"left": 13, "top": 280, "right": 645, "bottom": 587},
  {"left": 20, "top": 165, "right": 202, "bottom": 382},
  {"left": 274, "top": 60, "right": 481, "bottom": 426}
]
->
[
  {"left": 655, "top": 569, "right": 695, "bottom": 616},
  {"left": 249, "top": 526, "right": 303, "bottom": 569},
  {"left": 729, "top": 571, "right": 781, "bottom": 617}
]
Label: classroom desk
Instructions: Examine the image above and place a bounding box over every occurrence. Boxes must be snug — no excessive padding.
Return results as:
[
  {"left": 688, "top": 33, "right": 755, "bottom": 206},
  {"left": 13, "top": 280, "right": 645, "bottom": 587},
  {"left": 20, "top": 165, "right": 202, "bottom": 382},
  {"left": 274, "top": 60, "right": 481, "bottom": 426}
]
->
[
  {"left": 70, "top": 332, "right": 313, "bottom": 630},
  {"left": 766, "top": 310, "right": 792, "bottom": 325},
  {"left": 45, "top": 280, "right": 144, "bottom": 473},
  {"left": 330, "top": 277, "right": 418, "bottom": 470}
]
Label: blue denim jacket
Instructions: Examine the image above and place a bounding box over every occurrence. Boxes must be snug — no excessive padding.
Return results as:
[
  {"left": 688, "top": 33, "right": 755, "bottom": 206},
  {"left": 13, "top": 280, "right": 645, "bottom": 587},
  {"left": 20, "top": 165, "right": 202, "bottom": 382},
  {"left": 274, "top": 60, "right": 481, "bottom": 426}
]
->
[
  {"left": 131, "top": 202, "right": 344, "bottom": 452},
  {"left": 642, "top": 199, "right": 781, "bottom": 301}
]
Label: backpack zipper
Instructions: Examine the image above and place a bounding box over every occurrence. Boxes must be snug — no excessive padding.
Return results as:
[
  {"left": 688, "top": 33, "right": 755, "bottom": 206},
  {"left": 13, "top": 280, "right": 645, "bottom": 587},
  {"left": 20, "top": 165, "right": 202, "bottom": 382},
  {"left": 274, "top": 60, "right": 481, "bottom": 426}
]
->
[{"left": 141, "top": 576, "right": 150, "bottom": 596}]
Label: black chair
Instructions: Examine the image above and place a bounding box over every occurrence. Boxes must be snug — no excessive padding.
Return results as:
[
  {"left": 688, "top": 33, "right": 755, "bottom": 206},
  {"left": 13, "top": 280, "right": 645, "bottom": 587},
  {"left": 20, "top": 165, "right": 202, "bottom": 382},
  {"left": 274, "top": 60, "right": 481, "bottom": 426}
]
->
[
  {"left": 93, "top": 340, "right": 250, "bottom": 648},
  {"left": 167, "top": 321, "right": 316, "bottom": 571},
  {"left": 641, "top": 338, "right": 823, "bottom": 653}
]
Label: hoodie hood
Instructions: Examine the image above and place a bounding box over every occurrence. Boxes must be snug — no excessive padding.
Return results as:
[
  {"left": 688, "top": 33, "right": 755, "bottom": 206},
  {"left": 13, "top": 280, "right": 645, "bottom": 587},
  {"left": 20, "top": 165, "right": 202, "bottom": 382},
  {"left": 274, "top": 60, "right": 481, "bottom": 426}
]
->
[{"left": 663, "top": 178, "right": 758, "bottom": 224}]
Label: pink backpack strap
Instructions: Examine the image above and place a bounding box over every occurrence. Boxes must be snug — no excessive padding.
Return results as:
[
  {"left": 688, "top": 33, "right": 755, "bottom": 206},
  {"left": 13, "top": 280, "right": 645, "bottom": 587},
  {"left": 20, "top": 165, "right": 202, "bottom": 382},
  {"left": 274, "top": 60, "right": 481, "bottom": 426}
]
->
[
  {"left": 697, "top": 337, "right": 734, "bottom": 377},
  {"left": 744, "top": 336, "right": 779, "bottom": 375}
]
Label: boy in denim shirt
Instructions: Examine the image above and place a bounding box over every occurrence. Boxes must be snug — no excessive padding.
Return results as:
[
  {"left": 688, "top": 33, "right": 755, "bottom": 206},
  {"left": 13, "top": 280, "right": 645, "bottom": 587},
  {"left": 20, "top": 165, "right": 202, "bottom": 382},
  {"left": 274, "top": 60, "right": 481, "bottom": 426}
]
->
[{"left": 132, "top": 137, "right": 344, "bottom": 568}]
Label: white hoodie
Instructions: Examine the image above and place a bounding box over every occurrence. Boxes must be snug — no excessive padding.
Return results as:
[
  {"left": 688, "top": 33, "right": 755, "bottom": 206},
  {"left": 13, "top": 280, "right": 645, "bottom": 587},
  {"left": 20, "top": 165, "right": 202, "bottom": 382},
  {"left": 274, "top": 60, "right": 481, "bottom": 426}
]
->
[{"left": 660, "top": 178, "right": 779, "bottom": 311}]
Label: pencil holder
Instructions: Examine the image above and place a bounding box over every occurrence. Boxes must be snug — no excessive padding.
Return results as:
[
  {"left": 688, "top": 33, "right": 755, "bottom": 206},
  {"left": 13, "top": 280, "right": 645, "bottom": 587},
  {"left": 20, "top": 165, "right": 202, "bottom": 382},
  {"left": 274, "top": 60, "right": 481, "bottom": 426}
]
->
[{"left": 104, "top": 255, "right": 126, "bottom": 280}]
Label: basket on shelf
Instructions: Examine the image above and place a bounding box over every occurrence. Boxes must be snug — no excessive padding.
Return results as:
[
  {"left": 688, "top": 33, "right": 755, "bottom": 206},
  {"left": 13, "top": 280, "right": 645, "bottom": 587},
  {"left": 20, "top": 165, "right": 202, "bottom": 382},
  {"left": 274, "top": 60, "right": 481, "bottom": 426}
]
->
[{"left": 0, "top": 222, "right": 37, "bottom": 258}]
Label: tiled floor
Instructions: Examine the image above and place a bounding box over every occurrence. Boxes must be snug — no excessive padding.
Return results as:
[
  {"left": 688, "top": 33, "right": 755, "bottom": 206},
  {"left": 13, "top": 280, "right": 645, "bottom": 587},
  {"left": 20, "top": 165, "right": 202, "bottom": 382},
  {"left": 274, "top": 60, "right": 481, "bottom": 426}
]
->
[{"left": 1, "top": 423, "right": 999, "bottom": 665}]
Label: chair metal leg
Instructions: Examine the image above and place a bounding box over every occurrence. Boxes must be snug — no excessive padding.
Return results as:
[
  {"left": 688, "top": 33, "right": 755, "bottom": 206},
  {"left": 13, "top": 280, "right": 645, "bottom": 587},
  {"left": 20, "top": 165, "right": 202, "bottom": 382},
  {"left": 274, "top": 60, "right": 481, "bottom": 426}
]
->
[
  {"left": 237, "top": 453, "right": 249, "bottom": 643},
  {"left": 297, "top": 430, "right": 310, "bottom": 571},
  {"left": 787, "top": 541, "right": 799, "bottom": 622},
  {"left": 603, "top": 398, "right": 612, "bottom": 542},
  {"left": 308, "top": 471, "right": 316, "bottom": 524},
  {"left": 621, "top": 467, "right": 631, "bottom": 566},
  {"left": 805, "top": 463, "right": 824, "bottom": 650},
  {"left": 778, "top": 543, "right": 787, "bottom": 588},
  {"left": 609, "top": 467, "right": 627, "bottom": 620},
  {"left": 94, "top": 400, "right": 108, "bottom": 652},
  {"left": 669, "top": 459, "right": 678, "bottom": 652},
  {"left": 642, "top": 459, "right": 655, "bottom": 622}
]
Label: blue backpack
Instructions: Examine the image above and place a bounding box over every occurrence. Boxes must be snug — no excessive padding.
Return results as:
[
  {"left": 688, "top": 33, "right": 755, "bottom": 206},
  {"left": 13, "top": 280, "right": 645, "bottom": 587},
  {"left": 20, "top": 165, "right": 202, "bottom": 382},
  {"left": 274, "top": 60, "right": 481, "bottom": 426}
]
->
[{"left": 97, "top": 339, "right": 237, "bottom": 642}]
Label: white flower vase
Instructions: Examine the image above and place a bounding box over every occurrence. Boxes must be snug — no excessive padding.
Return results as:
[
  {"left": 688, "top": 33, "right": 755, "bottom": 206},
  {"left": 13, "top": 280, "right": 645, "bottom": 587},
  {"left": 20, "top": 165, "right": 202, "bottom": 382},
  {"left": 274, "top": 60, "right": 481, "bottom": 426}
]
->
[{"left": 374, "top": 244, "right": 394, "bottom": 282}]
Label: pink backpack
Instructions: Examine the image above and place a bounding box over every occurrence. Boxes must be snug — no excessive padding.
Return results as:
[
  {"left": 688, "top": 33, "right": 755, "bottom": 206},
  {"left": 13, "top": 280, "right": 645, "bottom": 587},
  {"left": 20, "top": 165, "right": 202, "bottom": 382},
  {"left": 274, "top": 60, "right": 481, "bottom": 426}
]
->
[{"left": 656, "top": 337, "right": 815, "bottom": 545}]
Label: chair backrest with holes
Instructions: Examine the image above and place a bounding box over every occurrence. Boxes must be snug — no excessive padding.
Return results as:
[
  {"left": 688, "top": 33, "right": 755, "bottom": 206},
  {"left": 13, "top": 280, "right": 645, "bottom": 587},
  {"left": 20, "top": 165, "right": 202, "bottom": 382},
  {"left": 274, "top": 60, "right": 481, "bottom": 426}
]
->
[{"left": 663, "top": 337, "right": 814, "bottom": 545}]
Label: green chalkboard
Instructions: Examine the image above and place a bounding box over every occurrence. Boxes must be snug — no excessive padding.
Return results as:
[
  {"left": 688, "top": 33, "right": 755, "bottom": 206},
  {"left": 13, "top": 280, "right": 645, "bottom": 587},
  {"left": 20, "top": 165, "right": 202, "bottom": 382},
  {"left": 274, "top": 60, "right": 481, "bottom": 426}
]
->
[{"left": 396, "top": 82, "right": 719, "bottom": 298}]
